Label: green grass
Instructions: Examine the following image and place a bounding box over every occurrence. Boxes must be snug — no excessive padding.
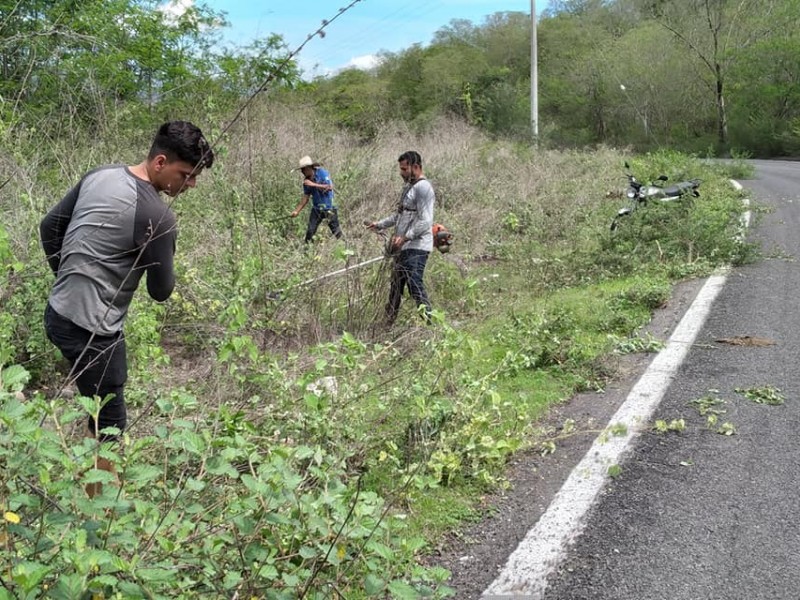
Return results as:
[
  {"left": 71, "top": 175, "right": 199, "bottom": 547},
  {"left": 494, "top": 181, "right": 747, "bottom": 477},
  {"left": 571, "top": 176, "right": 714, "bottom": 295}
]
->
[
  {"left": 404, "top": 484, "right": 485, "bottom": 542},
  {"left": 385, "top": 269, "right": 678, "bottom": 542}
]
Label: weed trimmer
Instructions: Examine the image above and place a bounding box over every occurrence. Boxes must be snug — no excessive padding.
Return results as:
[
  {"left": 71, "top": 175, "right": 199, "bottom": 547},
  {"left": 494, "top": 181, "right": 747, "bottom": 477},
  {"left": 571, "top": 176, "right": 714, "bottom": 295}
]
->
[
  {"left": 363, "top": 219, "right": 395, "bottom": 258},
  {"left": 265, "top": 222, "right": 389, "bottom": 300}
]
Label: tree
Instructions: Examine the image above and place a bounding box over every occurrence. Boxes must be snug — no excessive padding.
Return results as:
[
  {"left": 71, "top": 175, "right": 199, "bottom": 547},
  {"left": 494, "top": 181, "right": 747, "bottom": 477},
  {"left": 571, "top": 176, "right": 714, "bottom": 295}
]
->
[
  {"left": 727, "top": 32, "right": 800, "bottom": 155},
  {"left": 380, "top": 44, "right": 430, "bottom": 121},
  {"left": 0, "top": 0, "right": 299, "bottom": 137},
  {"left": 308, "top": 67, "right": 389, "bottom": 140},
  {"left": 600, "top": 21, "right": 711, "bottom": 148},
  {"left": 638, "top": 0, "right": 797, "bottom": 150},
  {"left": 536, "top": 10, "right": 617, "bottom": 144}
]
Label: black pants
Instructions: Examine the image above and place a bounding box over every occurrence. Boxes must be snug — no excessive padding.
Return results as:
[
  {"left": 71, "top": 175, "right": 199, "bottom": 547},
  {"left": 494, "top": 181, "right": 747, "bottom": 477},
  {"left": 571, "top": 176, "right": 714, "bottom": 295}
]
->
[
  {"left": 386, "top": 249, "right": 431, "bottom": 324},
  {"left": 44, "top": 304, "right": 127, "bottom": 440},
  {"left": 305, "top": 207, "right": 342, "bottom": 242}
]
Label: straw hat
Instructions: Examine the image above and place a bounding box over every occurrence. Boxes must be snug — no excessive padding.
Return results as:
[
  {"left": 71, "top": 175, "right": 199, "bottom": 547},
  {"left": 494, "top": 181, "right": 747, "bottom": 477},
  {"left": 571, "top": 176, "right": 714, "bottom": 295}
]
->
[{"left": 297, "top": 155, "right": 318, "bottom": 169}]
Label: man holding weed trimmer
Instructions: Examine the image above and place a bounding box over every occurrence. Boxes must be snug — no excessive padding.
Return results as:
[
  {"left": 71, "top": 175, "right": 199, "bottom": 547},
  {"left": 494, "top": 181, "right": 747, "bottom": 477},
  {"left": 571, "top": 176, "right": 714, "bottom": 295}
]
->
[
  {"left": 291, "top": 155, "right": 343, "bottom": 243},
  {"left": 366, "top": 150, "right": 435, "bottom": 325}
]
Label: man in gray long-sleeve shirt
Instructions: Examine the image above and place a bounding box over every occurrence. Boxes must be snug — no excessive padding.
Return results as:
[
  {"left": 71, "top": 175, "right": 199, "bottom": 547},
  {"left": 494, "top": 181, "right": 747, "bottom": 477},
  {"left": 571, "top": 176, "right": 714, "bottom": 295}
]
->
[
  {"left": 367, "top": 150, "right": 435, "bottom": 325},
  {"left": 40, "top": 121, "right": 214, "bottom": 496}
]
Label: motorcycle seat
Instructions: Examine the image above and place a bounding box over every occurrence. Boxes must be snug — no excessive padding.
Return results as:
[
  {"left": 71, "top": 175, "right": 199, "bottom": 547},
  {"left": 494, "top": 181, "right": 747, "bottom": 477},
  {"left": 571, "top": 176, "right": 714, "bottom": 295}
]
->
[{"left": 662, "top": 180, "right": 700, "bottom": 197}]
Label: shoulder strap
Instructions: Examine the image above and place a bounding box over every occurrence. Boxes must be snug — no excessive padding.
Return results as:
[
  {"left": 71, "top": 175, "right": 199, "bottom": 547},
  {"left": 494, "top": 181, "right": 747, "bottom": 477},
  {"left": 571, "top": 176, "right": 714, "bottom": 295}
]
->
[{"left": 397, "top": 178, "right": 427, "bottom": 213}]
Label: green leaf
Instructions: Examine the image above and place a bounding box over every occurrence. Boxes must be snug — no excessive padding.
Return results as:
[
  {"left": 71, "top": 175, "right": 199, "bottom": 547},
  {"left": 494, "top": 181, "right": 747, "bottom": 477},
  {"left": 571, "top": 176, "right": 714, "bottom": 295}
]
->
[
  {"left": 111, "top": 555, "right": 131, "bottom": 572},
  {"left": 735, "top": 385, "right": 785, "bottom": 405},
  {"left": 155, "top": 396, "right": 175, "bottom": 412},
  {"left": 81, "top": 469, "right": 117, "bottom": 485},
  {"left": 388, "top": 579, "right": 421, "bottom": 599},
  {"left": 136, "top": 567, "right": 176, "bottom": 583},
  {"left": 298, "top": 545, "right": 317, "bottom": 559},
  {"left": 11, "top": 561, "right": 51, "bottom": 593},
  {"left": 265, "top": 512, "right": 293, "bottom": 526},
  {"left": 117, "top": 581, "right": 145, "bottom": 597},
  {"left": 88, "top": 574, "right": 118, "bottom": 588},
  {"left": 294, "top": 446, "right": 315, "bottom": 460},
  {"left": 240, "top": 474, "right": 268, "bottom": 495},
  {"left": 176, "top": 430, "right": 206, "bottom": 455},
  {"left": 74, "top": 548, "right": 115, "bottom": 572},
  {"left": 223, "top": 570, "right": 243, "bottom": 590},
  {"left": 206, "top": 456, "right": 239, "bottom": 478},
  {"left": 50, "top": 574, "right": 86, "bottom": 600},
  {"left": 124, "top": 465, "right": 162, "bottom": 483},
  {"left": 256, "top": 563, "right": 279, "bottom": 580},
  {"left": 364, "top": 574, "right": 386, "bottom": 596},
  {"left": 98, "top": 425, "right": 121, "bottom": 439},
  {"left": 76, "top": 394, "right": 102, "bottom": 416},
  {"left": 0, "top": 396, "right": 26, "bottom": 421},
  {"left": 185, "top": 477, "right": 206, "bottom": 492},
  {"left": 368, "top": 541, "right": 395, "bottom": 561},
  {"left": 1, "top": 365, "right": 29, "bottom": 391}
]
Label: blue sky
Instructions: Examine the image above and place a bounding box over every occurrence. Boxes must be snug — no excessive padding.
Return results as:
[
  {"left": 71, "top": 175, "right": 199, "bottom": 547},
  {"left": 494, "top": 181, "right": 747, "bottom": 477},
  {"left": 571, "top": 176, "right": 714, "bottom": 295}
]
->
[{"left": 194, "top": 0, "right": 545, "bottom": 77}]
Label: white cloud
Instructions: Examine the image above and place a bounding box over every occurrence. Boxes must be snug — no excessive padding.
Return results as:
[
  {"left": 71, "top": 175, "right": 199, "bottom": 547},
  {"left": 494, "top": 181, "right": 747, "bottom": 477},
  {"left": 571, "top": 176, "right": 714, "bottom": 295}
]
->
[
  {"left": 300, "top": 53, "right": 381, "bottom": 80},
  {"left": 344, "top": 54, "right": 381, "bottom": 71},
  {"left": 158, "top": 0, "right": 194, "bottom": 23}
]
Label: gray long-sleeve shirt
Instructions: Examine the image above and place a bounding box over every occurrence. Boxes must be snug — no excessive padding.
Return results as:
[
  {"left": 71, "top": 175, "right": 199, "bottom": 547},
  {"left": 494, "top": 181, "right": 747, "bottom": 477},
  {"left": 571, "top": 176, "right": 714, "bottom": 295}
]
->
[
  {"left": 40, "top": 165, "right": 177, "bottom": 336},
  {"left": 376, "top": 178, "right": 435, "bottom": 252}
]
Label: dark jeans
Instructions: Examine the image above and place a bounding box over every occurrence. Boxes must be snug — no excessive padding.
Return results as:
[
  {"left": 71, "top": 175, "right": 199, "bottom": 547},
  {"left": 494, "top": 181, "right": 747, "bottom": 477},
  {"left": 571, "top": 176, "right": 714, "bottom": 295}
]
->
[
  {"left": 386, "top": 249, "right": 431, "bottom": 324},
  {"left": 44, "top": 304, "right": 127, "bottom": 440},
  {"left": 305, "top": 207, "right": 342, "bottom": 242}
]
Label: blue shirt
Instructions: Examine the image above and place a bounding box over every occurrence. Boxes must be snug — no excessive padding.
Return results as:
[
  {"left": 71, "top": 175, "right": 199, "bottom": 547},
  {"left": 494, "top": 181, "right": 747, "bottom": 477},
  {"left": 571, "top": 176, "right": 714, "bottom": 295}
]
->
[{"left": 303, "top": 167, "right": 335, "bottom": 210}]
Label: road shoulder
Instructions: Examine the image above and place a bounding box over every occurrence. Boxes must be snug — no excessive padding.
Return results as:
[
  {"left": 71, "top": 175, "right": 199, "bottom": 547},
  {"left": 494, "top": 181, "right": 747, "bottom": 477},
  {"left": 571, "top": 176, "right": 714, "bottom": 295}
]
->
[{"left": 426, "top": 276, "right": 708, "bottom": 599}]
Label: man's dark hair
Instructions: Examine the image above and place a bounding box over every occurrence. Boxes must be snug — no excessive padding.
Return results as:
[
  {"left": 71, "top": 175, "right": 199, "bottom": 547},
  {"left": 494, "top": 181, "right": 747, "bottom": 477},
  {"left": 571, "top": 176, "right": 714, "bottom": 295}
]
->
[
  {"left": 398, "top": 150, "right": 422, "bottom": 166},
  {"left": 149, "top": 121, "right": 214, "bottom": 169}
]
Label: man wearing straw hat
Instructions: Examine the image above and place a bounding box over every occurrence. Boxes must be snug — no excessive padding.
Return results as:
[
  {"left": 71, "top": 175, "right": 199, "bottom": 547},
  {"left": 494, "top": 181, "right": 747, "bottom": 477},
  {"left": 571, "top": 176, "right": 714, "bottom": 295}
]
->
[{"left": 290, "top": 155, "right": 343, "bottom": 243}]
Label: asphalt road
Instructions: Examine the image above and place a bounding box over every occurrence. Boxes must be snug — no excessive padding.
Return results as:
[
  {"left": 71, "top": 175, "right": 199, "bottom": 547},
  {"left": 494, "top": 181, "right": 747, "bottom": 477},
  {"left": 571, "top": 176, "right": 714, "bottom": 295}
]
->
[{"left": 537, "top": 159, "right": 800, "bottom": 599}]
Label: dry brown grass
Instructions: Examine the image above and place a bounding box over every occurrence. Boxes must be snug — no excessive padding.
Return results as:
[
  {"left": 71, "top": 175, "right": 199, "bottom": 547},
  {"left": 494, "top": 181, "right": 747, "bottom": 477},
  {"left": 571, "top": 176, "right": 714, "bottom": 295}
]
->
[
  {"left": 223, "top": 101, "right": 626, "bottom": 256},
  {"left": 159, "top": 99, "right": 633, "bottom": 358},
  {"left": 7, "top": 98, "right": 631, "bottom": 385}
]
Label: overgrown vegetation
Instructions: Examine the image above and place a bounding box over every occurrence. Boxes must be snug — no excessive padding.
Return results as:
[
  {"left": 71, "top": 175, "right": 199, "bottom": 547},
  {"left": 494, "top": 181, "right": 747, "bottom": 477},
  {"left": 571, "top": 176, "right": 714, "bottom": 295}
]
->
[
  {"left": 0, "top": 0, "right": 760, "bottom": 597},
  {"left": 0, "top": 105, "right": 750, "bottom": 597}
]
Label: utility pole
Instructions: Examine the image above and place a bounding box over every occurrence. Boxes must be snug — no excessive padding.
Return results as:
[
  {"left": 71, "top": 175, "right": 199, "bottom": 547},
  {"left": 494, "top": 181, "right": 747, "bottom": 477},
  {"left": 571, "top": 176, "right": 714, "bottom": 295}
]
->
[{"left": 530, "top": 0, "right": 539, "bottom": 139}]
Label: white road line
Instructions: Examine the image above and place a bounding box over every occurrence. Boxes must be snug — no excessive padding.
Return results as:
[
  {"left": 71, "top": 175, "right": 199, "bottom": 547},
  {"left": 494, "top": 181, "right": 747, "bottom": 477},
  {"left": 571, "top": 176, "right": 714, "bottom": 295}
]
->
[
  {"left": 733, "top": 181, "right": 751, "bottom": 230},
  {"left": 482, "top": 180, "right": 748, "bottom": 599}
]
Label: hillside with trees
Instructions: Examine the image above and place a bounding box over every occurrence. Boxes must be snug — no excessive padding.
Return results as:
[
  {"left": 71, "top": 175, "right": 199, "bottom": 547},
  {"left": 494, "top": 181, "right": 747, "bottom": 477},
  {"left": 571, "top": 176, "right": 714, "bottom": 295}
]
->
[
  {"left": 3, "top": 0, "right": 799, "bottom": 155},
  {"left": 0, "top": 0, "right": 776, "bottom": 597},
  {"left": 309, "top": 0, "right": 800, "bottom": 156}
]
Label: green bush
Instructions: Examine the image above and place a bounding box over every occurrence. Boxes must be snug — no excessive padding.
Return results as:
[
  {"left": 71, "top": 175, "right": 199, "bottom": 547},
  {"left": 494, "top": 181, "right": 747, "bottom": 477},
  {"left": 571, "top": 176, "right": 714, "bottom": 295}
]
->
[
  {"left": 0, "top": 232, "right": 52, "bottom": 381},
  {"left": 0, "top": 367, "right": 454, "bottom": 599}
]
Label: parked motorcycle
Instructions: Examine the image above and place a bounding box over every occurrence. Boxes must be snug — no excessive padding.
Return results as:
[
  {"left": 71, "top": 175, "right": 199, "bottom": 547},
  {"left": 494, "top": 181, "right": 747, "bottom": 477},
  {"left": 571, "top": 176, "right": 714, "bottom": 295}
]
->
[{"left": 610, "top": 162, "right": 701, "bottom": 231}]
